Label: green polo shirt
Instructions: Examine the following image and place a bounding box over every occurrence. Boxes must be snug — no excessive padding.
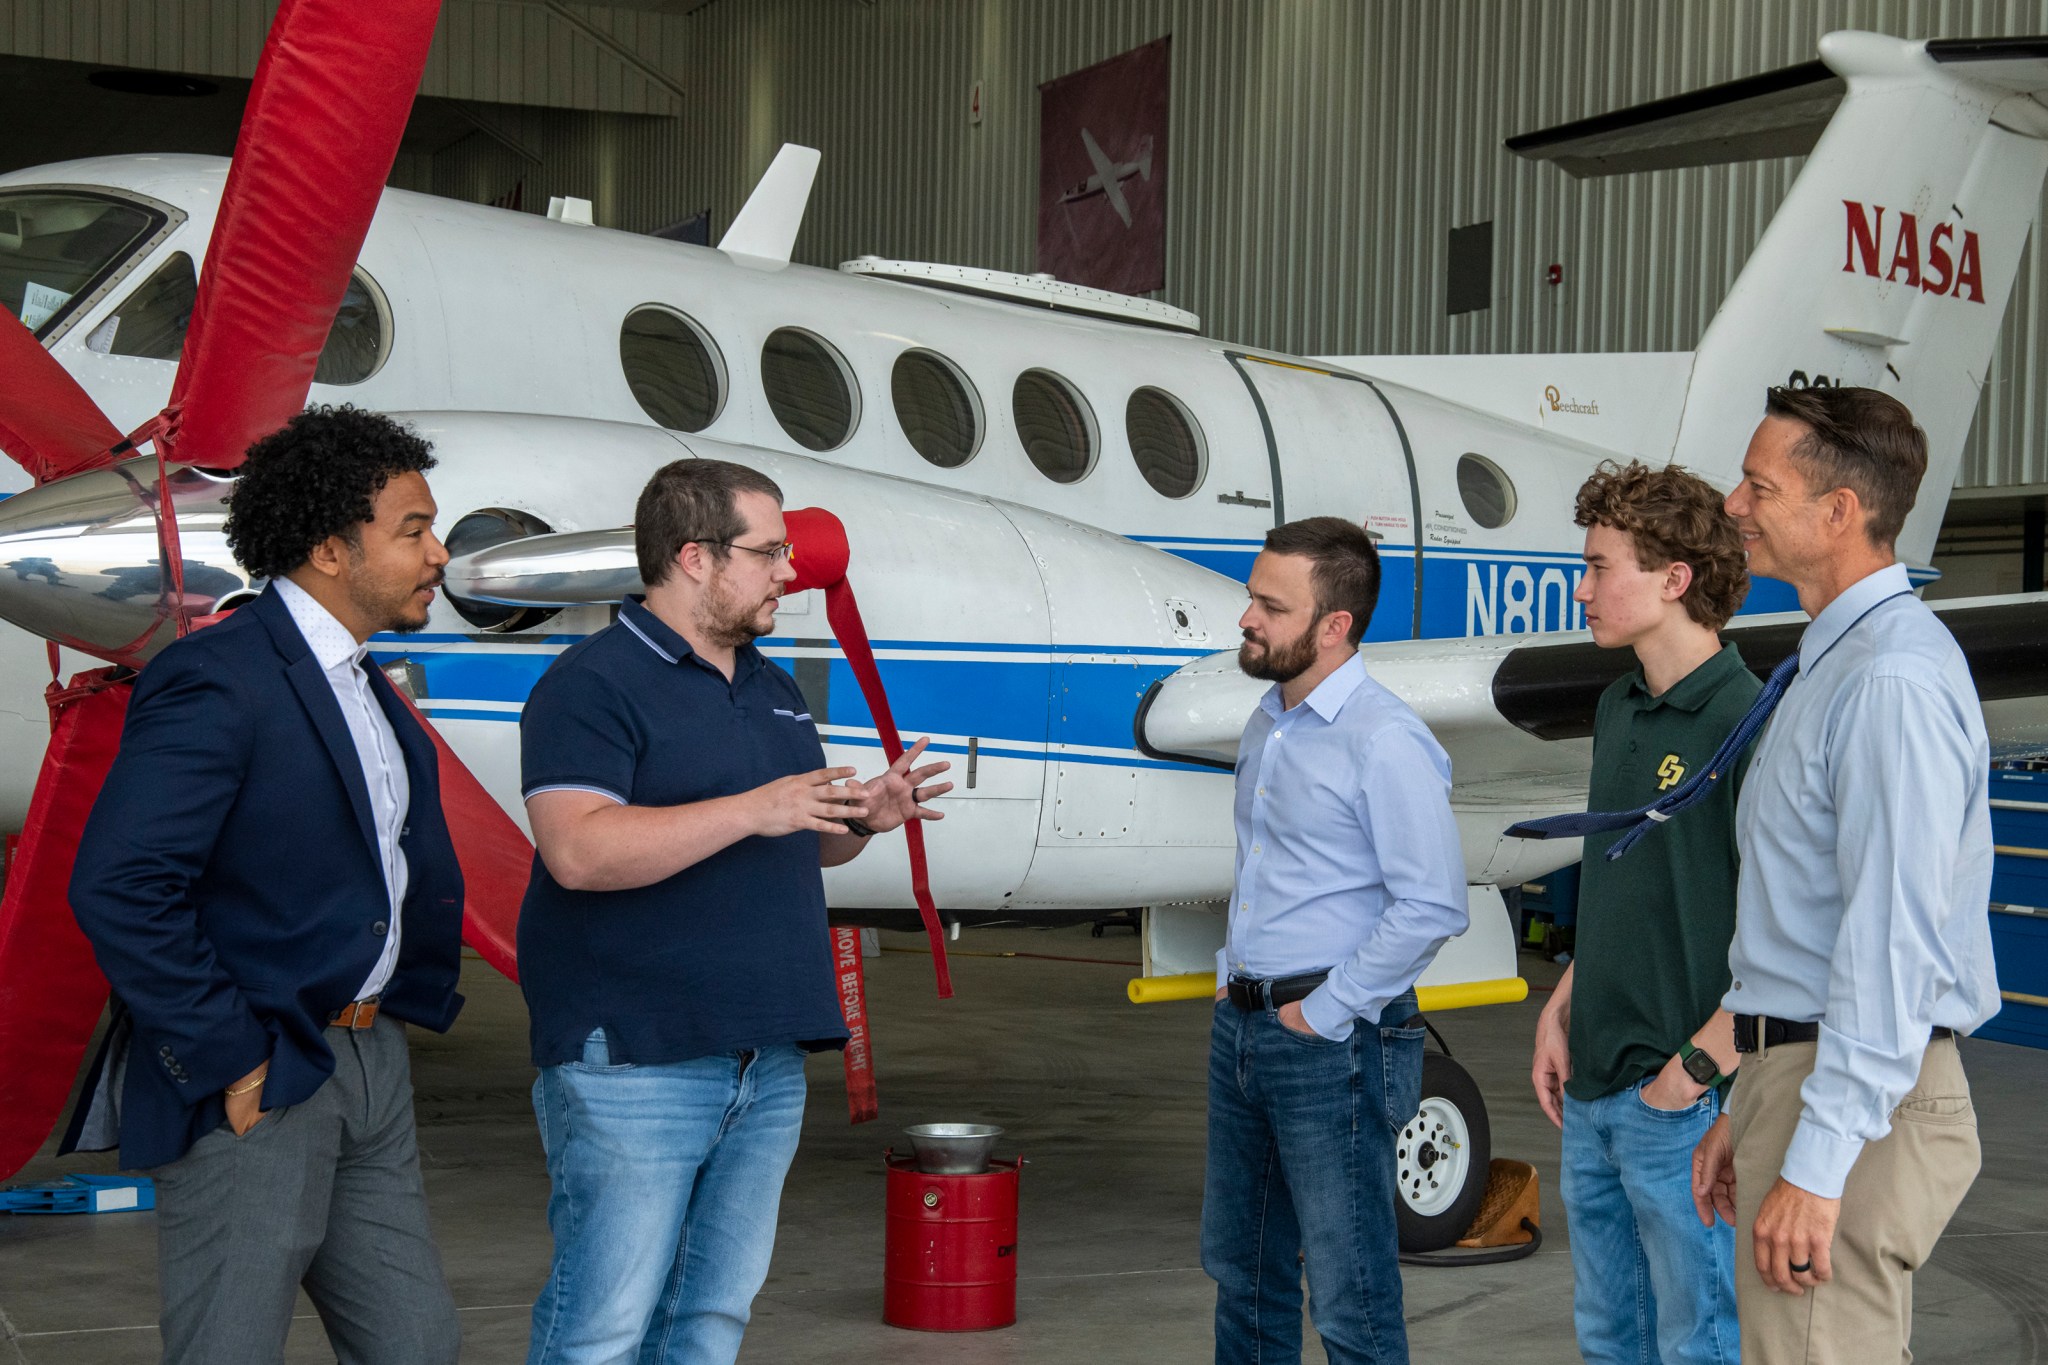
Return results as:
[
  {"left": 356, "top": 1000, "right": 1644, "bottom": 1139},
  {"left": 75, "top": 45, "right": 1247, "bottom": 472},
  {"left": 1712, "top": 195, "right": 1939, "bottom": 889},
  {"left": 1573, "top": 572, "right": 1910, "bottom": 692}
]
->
[{"left": 1565, "top": 642, "right": 1761, "bottom": 1102}]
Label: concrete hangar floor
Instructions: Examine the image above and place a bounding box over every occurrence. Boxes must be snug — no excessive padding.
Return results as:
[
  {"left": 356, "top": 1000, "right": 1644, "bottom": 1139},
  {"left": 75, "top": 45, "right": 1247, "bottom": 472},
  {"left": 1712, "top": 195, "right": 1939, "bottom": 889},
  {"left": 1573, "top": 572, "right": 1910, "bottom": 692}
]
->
[{"left": 4, "top": 926, "right": 2046, "bottom": 1362}]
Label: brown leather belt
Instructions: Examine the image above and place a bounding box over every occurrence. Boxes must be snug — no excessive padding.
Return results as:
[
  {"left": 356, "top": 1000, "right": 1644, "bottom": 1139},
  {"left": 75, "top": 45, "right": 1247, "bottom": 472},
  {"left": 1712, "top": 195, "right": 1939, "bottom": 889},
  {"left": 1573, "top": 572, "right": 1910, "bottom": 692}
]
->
[{"left": 329, "top": 998, "right": 380, "bottom": 1030}]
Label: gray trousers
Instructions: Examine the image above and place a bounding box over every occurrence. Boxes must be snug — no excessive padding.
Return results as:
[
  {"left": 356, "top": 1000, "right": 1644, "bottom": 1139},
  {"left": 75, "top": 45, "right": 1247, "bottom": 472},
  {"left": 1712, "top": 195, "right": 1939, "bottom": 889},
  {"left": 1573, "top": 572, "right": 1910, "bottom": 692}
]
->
[{"left": 150, "top": 1012, "right": 460, "bottom": 1365}]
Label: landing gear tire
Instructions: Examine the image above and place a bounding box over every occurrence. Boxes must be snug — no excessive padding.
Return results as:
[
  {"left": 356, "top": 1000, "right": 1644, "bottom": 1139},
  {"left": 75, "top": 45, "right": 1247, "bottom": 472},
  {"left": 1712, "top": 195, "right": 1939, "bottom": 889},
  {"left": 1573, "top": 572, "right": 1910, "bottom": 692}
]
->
[{"left": 1395, "top": 1052, "right": 1490, "bottom": 1253}]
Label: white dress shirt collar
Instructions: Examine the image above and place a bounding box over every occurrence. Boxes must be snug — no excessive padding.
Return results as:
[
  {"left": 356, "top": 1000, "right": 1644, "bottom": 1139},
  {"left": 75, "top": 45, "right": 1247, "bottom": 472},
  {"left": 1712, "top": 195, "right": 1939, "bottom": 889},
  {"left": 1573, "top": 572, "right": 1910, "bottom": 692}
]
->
[
  {"left": 1259, "top": 650, "right": 1368, "bottom": 723},
  {"left": 1797, "top": 561, "right": 1911, "bottom": 674},
  {"left": 273, "top": 577, "right": 368, "bottom": 674}
]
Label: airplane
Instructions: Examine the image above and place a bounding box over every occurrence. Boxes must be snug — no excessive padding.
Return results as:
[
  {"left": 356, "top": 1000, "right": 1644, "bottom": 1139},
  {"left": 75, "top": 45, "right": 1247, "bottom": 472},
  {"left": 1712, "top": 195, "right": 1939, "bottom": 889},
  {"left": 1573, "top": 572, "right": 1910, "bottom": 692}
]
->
[
  {"left": 1060, "top": 128, "right": 1155, "bottom": 227},
  {"left": 4, "top": 24, "right": 2048, "bottom": 1250}
]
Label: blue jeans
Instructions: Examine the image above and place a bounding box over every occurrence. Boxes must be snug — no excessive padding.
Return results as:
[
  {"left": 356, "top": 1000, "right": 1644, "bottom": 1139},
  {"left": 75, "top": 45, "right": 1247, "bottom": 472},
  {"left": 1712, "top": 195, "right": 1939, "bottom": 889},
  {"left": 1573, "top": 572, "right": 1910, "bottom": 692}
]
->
[
  {"left": 1201, "top": 993, "right": 1423, "bottom": 1365},
  {"left": 1561, "top": 1080, "right": 1738, "bottom": 1365},
  {"left": 526, "top": 1030, "right": 809, "bottom": 1365}
]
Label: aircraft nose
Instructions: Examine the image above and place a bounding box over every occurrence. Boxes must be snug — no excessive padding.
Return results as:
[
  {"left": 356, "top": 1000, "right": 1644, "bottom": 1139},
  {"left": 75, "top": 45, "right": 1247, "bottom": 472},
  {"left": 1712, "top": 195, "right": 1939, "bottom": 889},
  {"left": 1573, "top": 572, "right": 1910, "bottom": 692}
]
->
[{"left": 0, "top": 460, "right": 257, "bottom": 663}]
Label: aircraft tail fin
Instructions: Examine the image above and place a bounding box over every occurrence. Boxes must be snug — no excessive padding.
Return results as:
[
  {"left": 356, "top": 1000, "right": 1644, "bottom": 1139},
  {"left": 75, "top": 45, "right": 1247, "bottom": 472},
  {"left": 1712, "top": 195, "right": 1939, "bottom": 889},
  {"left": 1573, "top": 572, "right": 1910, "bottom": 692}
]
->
[
  {"left": 1513, "top": 33, "right": 2048, "bottom": 567},
  {"left": 717, "top": 144, "right": 821, "bottom": 263}
]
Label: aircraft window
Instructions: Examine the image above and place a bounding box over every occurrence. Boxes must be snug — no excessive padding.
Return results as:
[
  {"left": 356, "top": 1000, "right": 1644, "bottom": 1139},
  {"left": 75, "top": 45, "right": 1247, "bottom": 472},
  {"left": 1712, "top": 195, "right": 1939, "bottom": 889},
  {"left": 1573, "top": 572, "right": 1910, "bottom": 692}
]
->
[
  {"left": 92, "top": 252, "right": 197, "bottom": 360},
  {"left": 1014, "top": 368, "right": 1097, "bottom": 484},
  {"left": 0, "top": 190, "right": 169, "bottom": 340},
  {"left": 620, "top": 305, "right": 727, "bottom": 432},
  {"left": 1457, "top": 453, "right": 1517, "bottom": 529},
  {"left": 314, "top": 268, "right": 391, "bottom": 386},
  {"left": 762, "top": 327, "right": 859, "bottom": 451},
  {"left": 1126, "top": 387, "right": 1206, "bottom": 498},
  {"left": 892, "top": 349, "right": 982, "bottom": 468}
]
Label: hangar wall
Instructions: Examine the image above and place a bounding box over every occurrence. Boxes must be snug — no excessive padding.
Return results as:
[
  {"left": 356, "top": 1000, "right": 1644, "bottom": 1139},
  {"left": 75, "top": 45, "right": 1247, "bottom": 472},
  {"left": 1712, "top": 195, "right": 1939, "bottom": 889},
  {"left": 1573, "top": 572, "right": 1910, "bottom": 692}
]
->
[
  {"left": 656, "top": 0, "right": 2048, "bottom": 491},
  {"left": 0, "top": 0, "right": 683, "bottom": 113}
]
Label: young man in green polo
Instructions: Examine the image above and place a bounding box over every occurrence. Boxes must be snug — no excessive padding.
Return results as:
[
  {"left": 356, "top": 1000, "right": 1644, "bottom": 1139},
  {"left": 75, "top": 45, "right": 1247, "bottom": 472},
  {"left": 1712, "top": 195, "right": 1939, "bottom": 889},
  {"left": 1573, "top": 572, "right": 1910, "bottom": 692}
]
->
[{"left": 1529, "top": 460, "right": 1756, "bottom": 1365}]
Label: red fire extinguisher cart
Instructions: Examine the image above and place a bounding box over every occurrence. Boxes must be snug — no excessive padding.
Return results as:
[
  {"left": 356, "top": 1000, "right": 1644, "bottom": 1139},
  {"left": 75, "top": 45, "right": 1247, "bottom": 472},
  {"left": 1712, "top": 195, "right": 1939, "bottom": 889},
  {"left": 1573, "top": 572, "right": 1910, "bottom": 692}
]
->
[{"left": 883, "top": 1152, "right": 1021, "bottom": 1331}]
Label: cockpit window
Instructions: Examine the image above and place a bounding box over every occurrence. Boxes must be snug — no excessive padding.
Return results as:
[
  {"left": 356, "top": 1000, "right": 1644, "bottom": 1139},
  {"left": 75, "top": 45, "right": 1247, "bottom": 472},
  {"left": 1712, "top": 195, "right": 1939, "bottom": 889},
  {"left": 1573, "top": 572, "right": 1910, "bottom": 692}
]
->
[
  {"left": 0, "top": 190, "right": 175, "bottom": 341},
  {"left": 84, "top": 254, "right": 389, "bottom": 383},
  {"left": 89, "top": 252, "right": 197, "bottom": 360}
]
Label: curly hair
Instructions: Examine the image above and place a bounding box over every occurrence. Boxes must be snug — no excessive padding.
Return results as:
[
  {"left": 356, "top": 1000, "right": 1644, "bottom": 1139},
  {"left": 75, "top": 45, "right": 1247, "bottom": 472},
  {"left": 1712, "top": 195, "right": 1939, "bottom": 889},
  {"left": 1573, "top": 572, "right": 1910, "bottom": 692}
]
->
[
  {"left": 1574, "top": 460, "right": 1748, "bottom": 631},
  {"left": 224, "top": 405, "right": 438, "bottom": 581}
]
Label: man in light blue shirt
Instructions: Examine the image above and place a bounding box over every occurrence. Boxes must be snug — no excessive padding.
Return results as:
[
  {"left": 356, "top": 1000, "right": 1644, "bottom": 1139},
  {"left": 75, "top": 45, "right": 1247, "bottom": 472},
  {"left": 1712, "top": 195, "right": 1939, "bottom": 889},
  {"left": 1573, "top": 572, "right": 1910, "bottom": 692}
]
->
[
  {"left": 1691, "top": 387, "right": 1996, "bottom": 1364},
  {"left": 1201, "top": 517, "right": 1468, "bottom": 1365}
]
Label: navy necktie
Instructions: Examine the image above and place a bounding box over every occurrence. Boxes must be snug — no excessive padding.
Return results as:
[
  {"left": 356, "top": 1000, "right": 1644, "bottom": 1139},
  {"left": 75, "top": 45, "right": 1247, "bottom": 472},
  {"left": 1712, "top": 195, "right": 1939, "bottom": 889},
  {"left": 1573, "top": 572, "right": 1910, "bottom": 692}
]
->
[{"left": 1506, "top": 651, "right": 1800, "bottom": 861}]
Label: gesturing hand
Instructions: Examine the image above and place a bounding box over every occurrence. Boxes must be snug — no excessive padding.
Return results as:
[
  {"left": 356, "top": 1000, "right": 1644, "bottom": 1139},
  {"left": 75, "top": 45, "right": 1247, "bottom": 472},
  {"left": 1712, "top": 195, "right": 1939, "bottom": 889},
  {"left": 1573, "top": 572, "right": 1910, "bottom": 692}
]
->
[
  {"left": 753, "top": 767, "right": 871, "bottom": 837},
  {"left": 852, "top": 737, "right": 954, "bottom": 834}
]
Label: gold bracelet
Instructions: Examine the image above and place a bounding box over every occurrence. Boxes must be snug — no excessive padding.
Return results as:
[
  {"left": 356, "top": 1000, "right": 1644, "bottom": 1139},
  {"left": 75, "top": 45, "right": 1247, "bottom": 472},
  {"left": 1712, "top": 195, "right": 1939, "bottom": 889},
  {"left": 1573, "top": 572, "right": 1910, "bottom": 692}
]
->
[{"left": 224, "top": 1073, "right": 267, "bottom": 1098}]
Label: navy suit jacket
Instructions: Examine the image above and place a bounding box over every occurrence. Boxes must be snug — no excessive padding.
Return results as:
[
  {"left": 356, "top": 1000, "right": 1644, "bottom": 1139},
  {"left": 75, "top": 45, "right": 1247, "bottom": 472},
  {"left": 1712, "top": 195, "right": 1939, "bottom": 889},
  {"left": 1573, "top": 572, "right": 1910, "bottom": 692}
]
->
[{"left": 64, "top": 585, "right": 465, "bottom": 1169}]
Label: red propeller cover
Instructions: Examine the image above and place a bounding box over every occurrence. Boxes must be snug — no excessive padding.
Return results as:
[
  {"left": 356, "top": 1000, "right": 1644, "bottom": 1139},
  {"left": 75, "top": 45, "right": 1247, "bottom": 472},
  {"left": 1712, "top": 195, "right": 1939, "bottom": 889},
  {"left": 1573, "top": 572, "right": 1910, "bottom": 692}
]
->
[
  {"left": 165, "top": 0, "right": 444, "bottom": 469},
  {"left": 0, "top": 675, "right": 129, "bottom": 1180},
  {"left": 0, "top": 312, "right": 123, "bottom": 484}
]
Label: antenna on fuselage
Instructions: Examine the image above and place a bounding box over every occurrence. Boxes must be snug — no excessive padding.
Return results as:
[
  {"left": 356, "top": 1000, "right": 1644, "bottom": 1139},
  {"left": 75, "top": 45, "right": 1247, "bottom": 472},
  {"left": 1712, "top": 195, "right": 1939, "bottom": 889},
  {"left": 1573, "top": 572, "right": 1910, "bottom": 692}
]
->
[{"left": 717, "top": 143, "right": 822, "bottom": 263}]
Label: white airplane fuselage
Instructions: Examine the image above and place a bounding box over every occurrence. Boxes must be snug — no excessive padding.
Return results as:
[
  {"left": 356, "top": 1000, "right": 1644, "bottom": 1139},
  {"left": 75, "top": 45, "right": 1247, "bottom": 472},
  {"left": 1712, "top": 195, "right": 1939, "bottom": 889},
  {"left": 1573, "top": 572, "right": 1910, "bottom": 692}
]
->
[{"left": 2, "top": 34, "right": 2040, "bottom": 983}]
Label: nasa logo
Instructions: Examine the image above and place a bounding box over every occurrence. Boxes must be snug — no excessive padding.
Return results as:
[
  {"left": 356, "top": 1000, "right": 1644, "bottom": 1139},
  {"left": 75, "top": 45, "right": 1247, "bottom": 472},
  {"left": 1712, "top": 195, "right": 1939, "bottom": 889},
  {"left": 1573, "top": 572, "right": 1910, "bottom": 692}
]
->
[
  {"left": 1842, "top": 200, "right": 1984, "bottom": 302},
  {"left": 1657, "top": 754, "right": 1686, "bottom": 791}
]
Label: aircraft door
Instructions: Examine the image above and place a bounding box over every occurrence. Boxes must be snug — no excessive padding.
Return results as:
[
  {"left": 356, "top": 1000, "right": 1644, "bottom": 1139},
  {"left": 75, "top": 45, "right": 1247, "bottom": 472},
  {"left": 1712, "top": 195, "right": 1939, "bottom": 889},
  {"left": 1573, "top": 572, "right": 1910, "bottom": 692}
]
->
[
  {"left": 993, "top": 502, "right": 1241, "bottom": 908},
  {"left": 1231, "top": 356, "right": 1423, "bottom": 641}
]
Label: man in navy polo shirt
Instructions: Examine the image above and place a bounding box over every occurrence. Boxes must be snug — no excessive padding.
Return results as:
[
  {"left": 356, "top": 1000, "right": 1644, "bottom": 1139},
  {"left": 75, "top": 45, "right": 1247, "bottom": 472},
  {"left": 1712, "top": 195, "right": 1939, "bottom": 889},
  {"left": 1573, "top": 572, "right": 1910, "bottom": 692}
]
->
[{"left": 516, "top": 459, "right": 950, "bottom": 1365}]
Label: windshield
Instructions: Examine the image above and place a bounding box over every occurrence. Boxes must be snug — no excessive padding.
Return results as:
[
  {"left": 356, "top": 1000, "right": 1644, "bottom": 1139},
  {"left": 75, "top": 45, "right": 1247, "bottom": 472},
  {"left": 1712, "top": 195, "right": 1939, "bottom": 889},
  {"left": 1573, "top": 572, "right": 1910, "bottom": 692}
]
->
[{"left": 0, "top": 190, "right": 169, "bottom": 340}]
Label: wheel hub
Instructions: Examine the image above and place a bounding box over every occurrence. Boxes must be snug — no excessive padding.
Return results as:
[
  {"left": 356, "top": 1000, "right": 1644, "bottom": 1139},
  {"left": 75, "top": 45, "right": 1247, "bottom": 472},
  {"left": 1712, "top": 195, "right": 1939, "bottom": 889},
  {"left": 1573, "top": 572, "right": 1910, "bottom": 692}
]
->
[{"left": 1398, "top": 1095, "right": 1473, "bottom": 1218}]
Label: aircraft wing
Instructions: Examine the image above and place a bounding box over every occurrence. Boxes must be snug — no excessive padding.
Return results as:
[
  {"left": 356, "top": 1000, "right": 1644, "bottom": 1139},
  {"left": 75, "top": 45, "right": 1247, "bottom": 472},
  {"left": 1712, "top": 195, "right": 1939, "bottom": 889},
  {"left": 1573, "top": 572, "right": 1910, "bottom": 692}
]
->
[
  {"left": 1137, "top": 594, "right": 2048, "bottom": 886},
  {"left": 1081, "top": 127, "right": 1134, "bottom": 227}
]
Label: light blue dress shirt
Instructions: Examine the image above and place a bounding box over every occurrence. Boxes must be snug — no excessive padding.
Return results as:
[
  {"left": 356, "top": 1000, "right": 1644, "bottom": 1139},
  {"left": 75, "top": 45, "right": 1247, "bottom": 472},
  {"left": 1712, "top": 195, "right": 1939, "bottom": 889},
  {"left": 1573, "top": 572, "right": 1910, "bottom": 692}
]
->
[
  {"left": 1216, "top": 653, "right": 1469, "bottom": 1040},
  {"left": 1723, "top": 562, "right": 1998, "bottom": 1199}
]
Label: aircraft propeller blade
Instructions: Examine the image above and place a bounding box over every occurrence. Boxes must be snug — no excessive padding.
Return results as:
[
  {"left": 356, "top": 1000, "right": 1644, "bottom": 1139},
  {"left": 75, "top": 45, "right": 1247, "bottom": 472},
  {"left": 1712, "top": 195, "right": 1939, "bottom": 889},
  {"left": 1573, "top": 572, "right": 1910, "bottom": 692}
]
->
[
  {"left": 0, "top": 310, "right": 124, "bottom": 485},
  {"left": 393, "top": 693, "right": 529, "bottom": 982},
  {"left": 0, "top": 673, "right": 131, "bottom": 1180},
  {"left": 164, "top": 0, "right": 443, "bottom": 469}
]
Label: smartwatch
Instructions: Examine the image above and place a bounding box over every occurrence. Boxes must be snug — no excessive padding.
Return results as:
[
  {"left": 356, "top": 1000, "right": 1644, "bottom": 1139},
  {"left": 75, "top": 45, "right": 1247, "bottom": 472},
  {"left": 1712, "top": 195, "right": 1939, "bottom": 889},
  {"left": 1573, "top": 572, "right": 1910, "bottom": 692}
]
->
[{"left": 1679, "top": 1041, "right": 1727, "bottom": 1089}]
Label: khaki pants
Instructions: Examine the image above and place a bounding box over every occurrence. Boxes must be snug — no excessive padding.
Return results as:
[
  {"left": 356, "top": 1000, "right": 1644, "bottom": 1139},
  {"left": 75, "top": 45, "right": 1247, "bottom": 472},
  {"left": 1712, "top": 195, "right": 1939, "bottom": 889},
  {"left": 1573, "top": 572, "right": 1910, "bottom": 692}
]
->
[{"left": 1726, "top": 1036, "right": 1979, "bottom": 1365}]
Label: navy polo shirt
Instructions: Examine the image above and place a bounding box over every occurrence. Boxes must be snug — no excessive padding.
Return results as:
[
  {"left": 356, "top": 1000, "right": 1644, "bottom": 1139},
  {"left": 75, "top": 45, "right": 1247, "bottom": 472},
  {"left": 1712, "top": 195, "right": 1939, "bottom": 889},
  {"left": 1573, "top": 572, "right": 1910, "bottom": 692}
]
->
[{"left": 515, "top": 596, "right": 849, "bottom": 1068}]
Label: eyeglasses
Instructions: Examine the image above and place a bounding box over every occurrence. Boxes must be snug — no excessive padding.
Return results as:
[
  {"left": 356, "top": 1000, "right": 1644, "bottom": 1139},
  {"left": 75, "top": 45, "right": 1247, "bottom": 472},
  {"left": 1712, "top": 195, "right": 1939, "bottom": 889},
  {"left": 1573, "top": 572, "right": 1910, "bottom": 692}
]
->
[{"left": 699, "top": 539, "right": 795, "bottom": 562}]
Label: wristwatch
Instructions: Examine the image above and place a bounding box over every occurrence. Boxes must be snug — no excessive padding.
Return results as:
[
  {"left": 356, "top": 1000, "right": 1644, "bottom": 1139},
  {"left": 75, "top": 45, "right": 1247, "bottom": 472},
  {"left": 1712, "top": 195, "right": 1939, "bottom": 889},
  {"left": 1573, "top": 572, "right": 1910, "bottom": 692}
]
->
[
  {"left": 1679, "top": 1041, "right": 1727, "bottom": 1089},
  {"left": 841, "top": 818, "right": 879, "bottom": 838}
]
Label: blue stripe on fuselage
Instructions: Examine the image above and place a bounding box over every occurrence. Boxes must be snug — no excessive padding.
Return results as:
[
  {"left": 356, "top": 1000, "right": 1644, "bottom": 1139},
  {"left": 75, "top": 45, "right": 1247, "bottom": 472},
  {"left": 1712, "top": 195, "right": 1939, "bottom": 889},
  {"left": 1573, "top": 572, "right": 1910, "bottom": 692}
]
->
[{"left": 382, "top": 538, "right": 1922, "bottom": 761}]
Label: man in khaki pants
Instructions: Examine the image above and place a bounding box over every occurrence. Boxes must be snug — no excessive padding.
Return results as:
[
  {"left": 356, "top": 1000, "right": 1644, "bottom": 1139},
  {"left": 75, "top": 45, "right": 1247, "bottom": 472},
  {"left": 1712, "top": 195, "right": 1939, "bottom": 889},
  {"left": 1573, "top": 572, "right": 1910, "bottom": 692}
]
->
[{"left": 1691, "top": 386, "right": 1998, "bottom": 1363}]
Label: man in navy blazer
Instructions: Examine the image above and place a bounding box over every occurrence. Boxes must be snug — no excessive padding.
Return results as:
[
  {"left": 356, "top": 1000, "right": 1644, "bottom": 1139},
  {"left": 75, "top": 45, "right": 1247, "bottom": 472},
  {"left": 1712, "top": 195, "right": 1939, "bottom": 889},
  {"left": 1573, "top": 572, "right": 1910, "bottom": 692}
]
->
[{"left": 66, "top": 405, "right": 465, "bottom": 1365}]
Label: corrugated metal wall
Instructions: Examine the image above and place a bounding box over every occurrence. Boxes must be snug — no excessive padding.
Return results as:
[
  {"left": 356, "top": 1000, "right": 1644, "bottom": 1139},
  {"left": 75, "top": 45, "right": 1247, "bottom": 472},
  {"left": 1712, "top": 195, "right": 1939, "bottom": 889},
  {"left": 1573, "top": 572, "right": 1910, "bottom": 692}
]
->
[
  {"left": 652, "top": 0, "right": 2048, "bottom": 489},
  {"left": 0, "top": 0, "right": 681, "bottom": 114}
]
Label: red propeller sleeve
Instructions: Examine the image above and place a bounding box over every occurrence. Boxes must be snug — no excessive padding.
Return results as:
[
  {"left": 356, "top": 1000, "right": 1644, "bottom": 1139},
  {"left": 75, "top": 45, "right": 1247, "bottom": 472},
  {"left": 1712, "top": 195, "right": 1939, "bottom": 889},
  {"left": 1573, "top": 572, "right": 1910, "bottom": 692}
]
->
[
  {"left": 393, "top": 695, "right": 529, "bottom": 983},
  {"left": 0, "top": 673, "right": 130, "bottom": 1180},
  {"left": 165, "top": 0, "right": 444, "bottom": 468},
  {"left": 0, "top": 311, "right": 123, "bottom": 484},
  {"left": 786, "top": 507, "right": 953, "bottom": 1000}
]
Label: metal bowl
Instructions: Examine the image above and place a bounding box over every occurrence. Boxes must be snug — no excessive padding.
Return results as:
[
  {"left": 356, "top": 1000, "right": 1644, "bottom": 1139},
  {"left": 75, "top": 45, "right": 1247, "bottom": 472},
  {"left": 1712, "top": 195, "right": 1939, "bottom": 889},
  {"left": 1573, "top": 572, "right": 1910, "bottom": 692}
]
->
[{"left": 903, "top": 1123, "right": 1004, "bottom": 1174}]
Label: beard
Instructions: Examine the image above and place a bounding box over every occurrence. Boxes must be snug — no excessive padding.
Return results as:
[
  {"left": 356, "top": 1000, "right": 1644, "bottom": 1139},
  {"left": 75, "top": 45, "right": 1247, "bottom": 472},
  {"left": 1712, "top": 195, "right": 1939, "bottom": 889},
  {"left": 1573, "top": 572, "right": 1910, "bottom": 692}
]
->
[
  {"left": 702, "top": 571, "right": 777, "bottom": 648},
  {"left": 352, "top": 567, "right": 442, "bottom": 636},
  {"left": 1237, "top": 624, "right": 1318, "bottom": 682}
]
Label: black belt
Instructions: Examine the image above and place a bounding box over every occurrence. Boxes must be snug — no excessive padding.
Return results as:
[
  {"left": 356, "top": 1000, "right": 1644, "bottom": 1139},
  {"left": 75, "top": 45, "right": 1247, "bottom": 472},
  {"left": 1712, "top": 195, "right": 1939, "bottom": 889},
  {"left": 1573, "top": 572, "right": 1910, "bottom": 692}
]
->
[
  {"left": 1733, "top": 1014, "right": 1953, "bottom": 1054},
  {"left": 1226, "top": 972, "right": 1327, "bottom": 1011}
]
